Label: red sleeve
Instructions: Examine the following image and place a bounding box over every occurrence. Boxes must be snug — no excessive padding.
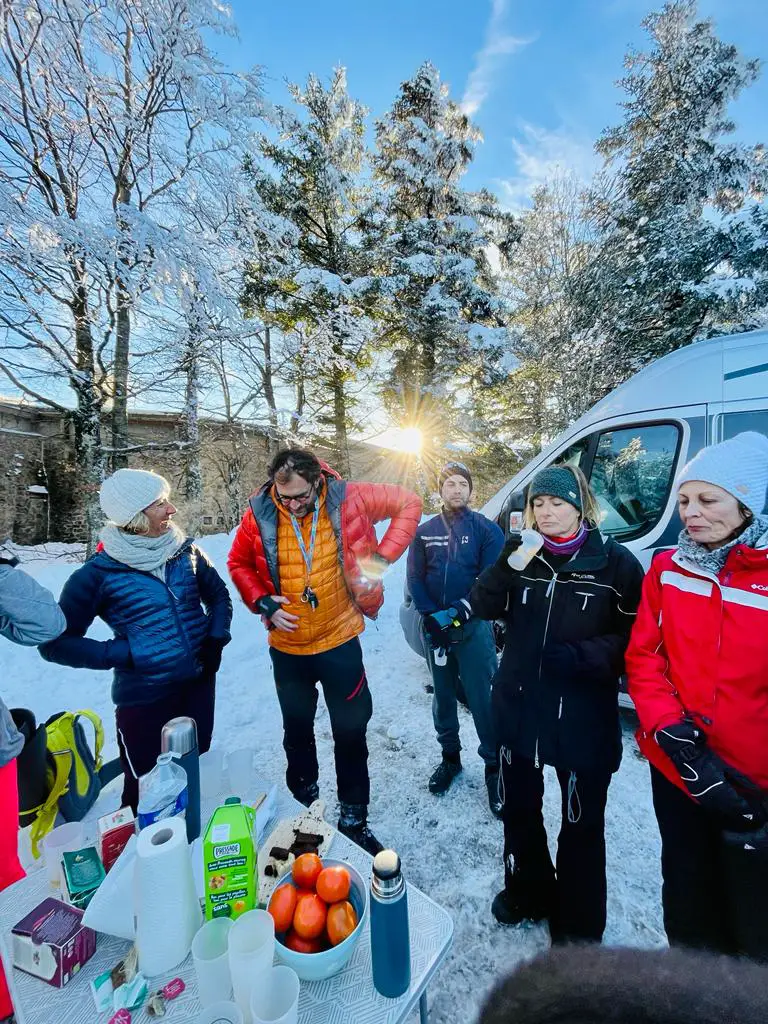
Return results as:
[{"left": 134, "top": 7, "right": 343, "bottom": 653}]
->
[
  {"left": 353, "top": 483, "right": 422, "bottom": 563},
  {"left": 227, "top": 509, "right": 271, "bottom": 611},
  {"left": 626, "top": 556, "right": 685, "bottom": 736}
]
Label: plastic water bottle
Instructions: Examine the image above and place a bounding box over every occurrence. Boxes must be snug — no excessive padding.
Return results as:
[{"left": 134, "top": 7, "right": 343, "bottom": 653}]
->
[
  {"left": 161, "top": 716, "right": 200, "bottom": 842},
  {"left": 137, "top": 753, "right": 188, "bottom": 831},
  {"left": 370, "top": 849, "right": 411, "bottom": 998}
]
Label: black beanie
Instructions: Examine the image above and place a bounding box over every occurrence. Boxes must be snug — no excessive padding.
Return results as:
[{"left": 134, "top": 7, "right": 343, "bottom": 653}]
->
[{"left": 439, "top": 461, "right": 473, "bottom": 494}]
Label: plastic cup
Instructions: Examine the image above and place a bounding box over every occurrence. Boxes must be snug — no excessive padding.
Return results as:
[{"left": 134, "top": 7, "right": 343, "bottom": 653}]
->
[
  {"left": 227, "top": 749, "right": 254, "bottom": 798},
  {"left": 43, "top": 821, "right": 84, "bottom": 889},
  {"left": 192, "top": 918, "right": 234, "bottom": 1007},
  {"left": 249, "top": 966, "right": 300, "bottom": 1024},
  {"left": 506, "top": 528, "right": 544, "bottom": 570},
  {"left": 228, "top": 910, "right": 275, "bottom": 1024},
  {"left": 200, "top": 749, "right": 224, "bottom": 801},
  {"left": 196, "top": 1001, "right": 243, "bottom": 1024}
]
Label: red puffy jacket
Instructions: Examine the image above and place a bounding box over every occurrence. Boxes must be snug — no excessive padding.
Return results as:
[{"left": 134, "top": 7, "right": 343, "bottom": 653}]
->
[
  {"left": 228, "top": 468, "right": 422, "bottom": 622},
  {"left": 626, "top": 544, "right": 768, "bottom": 794}
]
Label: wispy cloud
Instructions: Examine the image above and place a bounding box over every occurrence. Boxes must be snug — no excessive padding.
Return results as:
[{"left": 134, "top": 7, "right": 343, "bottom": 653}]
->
[
  {"left": 461, "top": 0, "right": 534, "bottom": 117},
  {"left": 497, "top": 122, "right": 602, "bottom": 210}
]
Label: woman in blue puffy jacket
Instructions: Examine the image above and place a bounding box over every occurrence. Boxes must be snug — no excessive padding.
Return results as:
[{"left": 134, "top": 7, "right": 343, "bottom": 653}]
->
[{"left": 40, "top": 469, "right": 233, "bottom": 811}]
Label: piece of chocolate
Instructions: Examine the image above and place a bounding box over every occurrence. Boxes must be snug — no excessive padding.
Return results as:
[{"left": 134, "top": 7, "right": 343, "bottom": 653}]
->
[
  {"left": 293, "top": 830, "right": 323, "bottom": 845},
  {"left": 290, "top": 843, "right": 319, "bottom": 858},
  {"left": 269, "top": 846, "right": 290, "bottom": 861},
  {"left": 265, "top": 864, "right": 277, "bottom": 877}
]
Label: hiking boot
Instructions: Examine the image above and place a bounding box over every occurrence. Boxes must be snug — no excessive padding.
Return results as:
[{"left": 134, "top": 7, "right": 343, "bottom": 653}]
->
[
  {"left": 429, "top": 754, "right": 462, "bottom": 795},
  {"left": 337, "top": 802, "right": 384, "bottom": 856},
  {"left": 293, "top": 781, "right": 320, "bottom": 808},
  {"left": 491, "top": 885, "right": 554, "bottom": 927},
  {"left": 485, "top": 766, "right": 503, "bottom": 820}
]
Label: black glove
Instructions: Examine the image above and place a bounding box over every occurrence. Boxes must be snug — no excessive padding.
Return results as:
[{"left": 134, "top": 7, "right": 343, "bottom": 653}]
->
[
  {"left": 494, "top": 531, "right": 523, "bottom": 572},
  {"left": 424, "top": 608, "right": 462, "bottom": 649},
  {"left": 655, "top": 721, "right": 756, "bottom": 827},
  {"left": 452, "top": 599, "right": 472, "bottom": 625},
  {"left": 199, "top": 635, "right": 227, "bottom": 676},
  {"left": 723, "top": 819, "right": 768, "bottom": 855},
  {"left": 255, "top": 595, "right": 282, "bottom": 619},
  {"left": 541, "top": 642, "right": 578, "bottom": 677}
]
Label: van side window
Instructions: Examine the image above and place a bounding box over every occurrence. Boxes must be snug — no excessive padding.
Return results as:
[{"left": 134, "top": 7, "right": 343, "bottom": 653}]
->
[
  {"left": 722, "top": 411, "right": 768, "bottom": 513},
  {"left": 723, "top": 410, "right": 768, "bottom": 440},
  {"left": 589, "top": 424, "right": 680, "bottom": 539}
]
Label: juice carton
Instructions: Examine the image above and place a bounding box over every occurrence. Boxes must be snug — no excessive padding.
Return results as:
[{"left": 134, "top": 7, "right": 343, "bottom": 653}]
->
[{"left": 203, "top": 797, "right": 257, "bottom": 921}]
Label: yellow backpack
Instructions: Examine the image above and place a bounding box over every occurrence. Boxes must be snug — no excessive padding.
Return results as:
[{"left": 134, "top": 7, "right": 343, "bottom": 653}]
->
[{"left": 27, "top": 710, "right": 105, "bottom": 858}]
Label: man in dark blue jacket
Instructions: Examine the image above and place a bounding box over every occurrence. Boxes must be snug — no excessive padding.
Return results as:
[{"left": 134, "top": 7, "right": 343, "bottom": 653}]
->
[{"left": 407, "top": 461, "right": 504, "bottom": 815}]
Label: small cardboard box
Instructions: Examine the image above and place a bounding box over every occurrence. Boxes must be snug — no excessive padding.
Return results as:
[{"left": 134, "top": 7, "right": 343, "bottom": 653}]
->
[
  {"left": 98, "top": 807, "right": 135, "bottom": 872},
  {"left": 12, "top": 898, "right": 96, "bottom": 988},
  {"left": 203, "top": 799, "right": 257, "bottom": 921},
  {"left": 62, "top": 847, "right": 105, "bottom": 910}
]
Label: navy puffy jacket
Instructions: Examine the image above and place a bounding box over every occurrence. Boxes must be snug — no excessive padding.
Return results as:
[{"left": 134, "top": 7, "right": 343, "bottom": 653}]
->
[
  {"left": 407, "top": 508, "right": 504, "bottom": 614},
  {"left": 40, "top": 540, "right": 233, "bottom": 707}
]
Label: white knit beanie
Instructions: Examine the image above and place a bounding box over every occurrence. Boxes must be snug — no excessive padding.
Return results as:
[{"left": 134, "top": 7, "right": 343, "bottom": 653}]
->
[
  {"left": 99, "top": 469, "right": 170, "bottom": 527},
  {"left": 676, "top": 431, "right": 768, "bottom": 516}
]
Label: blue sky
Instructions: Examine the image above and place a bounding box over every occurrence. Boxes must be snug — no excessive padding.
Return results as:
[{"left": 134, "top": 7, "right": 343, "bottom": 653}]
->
[{"left": 217, "top": 0, "right": 768, "bottom": 206}]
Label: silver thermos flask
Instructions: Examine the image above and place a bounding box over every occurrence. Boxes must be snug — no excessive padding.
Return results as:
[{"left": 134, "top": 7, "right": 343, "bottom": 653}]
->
[{"left": 160, "top": 716, "right": 200, "bottom": 842}]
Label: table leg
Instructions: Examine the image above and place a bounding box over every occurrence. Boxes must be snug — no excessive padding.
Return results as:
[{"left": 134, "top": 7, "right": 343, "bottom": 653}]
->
[{"left": 419, "top": 989, "right": 428, "bottom": 1023}]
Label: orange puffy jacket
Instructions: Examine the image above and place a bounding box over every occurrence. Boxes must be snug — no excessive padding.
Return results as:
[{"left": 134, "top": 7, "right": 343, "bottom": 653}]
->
[{"left": 227, "top": 466, "right": 422, "bottom": 653}]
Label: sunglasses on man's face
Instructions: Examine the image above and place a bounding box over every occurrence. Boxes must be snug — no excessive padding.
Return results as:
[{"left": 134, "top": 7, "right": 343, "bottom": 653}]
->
[{"left": 275, "top": 483, "right": 316, "bottom": 506}]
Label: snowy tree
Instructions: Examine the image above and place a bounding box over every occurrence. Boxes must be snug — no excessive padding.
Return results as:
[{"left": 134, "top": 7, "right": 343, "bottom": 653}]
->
[
  {"left": 0, "top": 0, "right": 263, "bottom": 543},
  {"left": 577, "top": 0, "right": 768, "bottom": 377},
  {"left": 369, "top": 61, "right": 518, "bottom": 457},
  {"left": 501, "top": 173, "right": 598, "bottom": 447},
  {"left": 242, "top": 68, "right": 377, "bottom": 476}
]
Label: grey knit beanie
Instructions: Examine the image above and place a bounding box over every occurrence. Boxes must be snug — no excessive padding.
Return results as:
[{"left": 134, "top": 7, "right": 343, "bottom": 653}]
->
[{"left": 529, "top": 466, "right": 582, "bottom": 511}]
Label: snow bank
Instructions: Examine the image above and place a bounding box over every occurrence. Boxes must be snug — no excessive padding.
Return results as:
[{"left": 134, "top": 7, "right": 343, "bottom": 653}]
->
[{"left": 4, "top": 533, "right": 665, "bottom": 1021}]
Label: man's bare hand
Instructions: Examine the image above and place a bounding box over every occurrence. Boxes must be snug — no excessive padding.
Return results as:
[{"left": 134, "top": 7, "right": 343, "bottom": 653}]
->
[{"left": 268, "top": 595, "right": 299, "bottom": 631}]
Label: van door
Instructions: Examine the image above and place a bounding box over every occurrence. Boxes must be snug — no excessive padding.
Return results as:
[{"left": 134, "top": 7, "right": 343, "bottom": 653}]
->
[{"left": 501, "top": 408, "right": 708, "bottom": 568}]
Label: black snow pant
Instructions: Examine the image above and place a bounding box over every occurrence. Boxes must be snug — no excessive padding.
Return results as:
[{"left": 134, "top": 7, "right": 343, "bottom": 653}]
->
[
  {"left": 116, "top": 675, "right": 215, "bottom": 813},
  {"left": 651, "top": 766, "right": 768, "bottom": 962},
  {"left": 499, "top": 747, "right": 612, "bottom": 943},
  {"left": 270, "top": 637, "right": 372, "bottom": 807}
]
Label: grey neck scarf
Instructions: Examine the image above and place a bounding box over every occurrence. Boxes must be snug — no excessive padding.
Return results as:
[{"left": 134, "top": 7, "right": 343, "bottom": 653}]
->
[
  {"left": 100, "top": 522, "right": 187, "bottom": 576},
  {"left": 676, "top": 514, "right": 768, "bottom": 576}
]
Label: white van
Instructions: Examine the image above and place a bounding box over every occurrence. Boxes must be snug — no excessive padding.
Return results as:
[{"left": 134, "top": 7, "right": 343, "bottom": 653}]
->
[
  {"left": 400, "top": 329, "right": 768, "bottom": 702},
  {"left": 485, "top": 328, "right": 768, "bottom": 570}
]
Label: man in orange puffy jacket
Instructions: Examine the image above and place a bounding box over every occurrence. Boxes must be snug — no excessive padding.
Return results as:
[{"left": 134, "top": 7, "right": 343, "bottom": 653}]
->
[{"left": 228, "top": 448, "right": 421, "bottom": 854}]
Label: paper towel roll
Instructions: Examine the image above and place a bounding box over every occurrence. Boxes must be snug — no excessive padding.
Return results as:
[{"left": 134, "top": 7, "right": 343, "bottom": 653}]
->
[{"left": 135, "top": 817, "right": 201, "bottom": 976}]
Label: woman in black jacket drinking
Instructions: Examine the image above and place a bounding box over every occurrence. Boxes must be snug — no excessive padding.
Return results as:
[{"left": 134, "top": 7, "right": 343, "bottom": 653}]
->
[{"left": 471, "top": 465, "right": 644, "bottom": 943}]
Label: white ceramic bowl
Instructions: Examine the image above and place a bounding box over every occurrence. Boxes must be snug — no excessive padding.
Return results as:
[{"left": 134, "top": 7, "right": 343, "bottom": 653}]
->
[{"left": 272, "top": 859, "right": 368, "bottom": 982}]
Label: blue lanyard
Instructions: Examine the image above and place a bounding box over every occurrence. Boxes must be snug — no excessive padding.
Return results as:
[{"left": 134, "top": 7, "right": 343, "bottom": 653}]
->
[{"left": 289, "top": 505, "right": 319, "bottom": 582}]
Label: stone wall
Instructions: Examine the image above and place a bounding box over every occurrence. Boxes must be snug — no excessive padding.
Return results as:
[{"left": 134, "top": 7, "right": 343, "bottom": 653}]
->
[{"left": 0, "top": 401, "right": 427, "bottom": 545}]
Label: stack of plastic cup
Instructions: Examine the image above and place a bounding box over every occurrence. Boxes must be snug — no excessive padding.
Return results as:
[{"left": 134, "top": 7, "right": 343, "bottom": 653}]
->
[
  {"left": 226, "top": 749, "right": 254, "bottom": 799},
  {"left": 192, "top": 918, "right": 234, "bottom": 1006},
  {"left": 42, "top": 821, "right": 84, "bottom": 890},
  {"left": 227, "top": 910, "right": 275, "bottom": 1023},
  {"left": 250, "top": 966, "right": 300, "bottom": 1024},
  {"left": 196, "top": 1002, "right": 243, "bottom": 1024},
  {"left": 199, "top": 749, "right": 224, "bottom": 801}
]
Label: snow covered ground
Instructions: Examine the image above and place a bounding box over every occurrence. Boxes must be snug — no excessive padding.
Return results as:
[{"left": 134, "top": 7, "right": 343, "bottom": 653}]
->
[{"left": 4, "top": 532, "right": 666, "bottom": 1022}]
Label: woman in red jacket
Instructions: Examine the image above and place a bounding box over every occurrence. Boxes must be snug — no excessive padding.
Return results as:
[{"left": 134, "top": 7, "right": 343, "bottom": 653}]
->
[{"left": 626, "top": 431, "right": 768, "bottom": 962}]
